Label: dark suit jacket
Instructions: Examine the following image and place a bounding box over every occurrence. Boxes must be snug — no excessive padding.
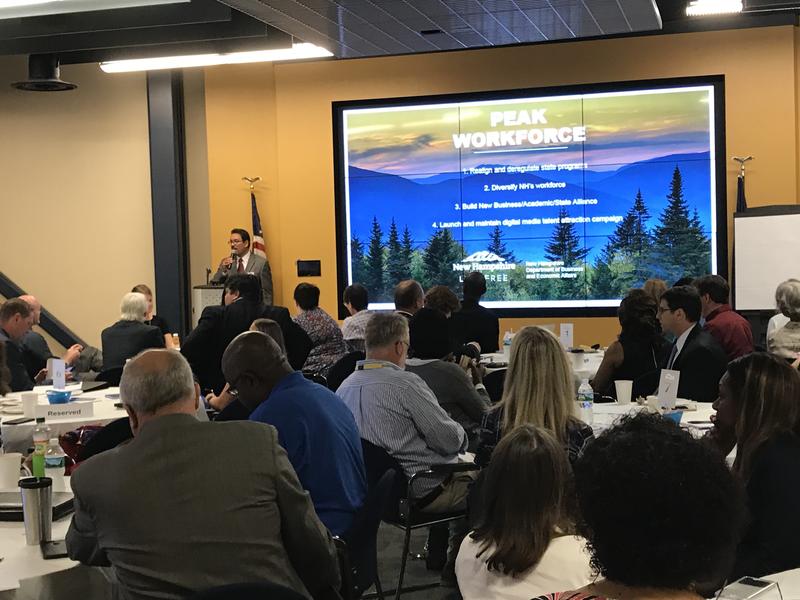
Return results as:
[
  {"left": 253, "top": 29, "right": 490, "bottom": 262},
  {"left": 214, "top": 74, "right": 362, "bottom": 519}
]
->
[
  {"left": 182, "top": 301, "right": 312, "bottom": 393},
  {"left": 210, "top": 253, "right": 274, "bottom": 305},
  {"left": 1, "top": 329, "right": 34, "bottom": 392},
  {"left": 21, "top": 330, "right": 54, "bottom": 380},
  {"left": 66, "top": 414, "right": 339, "bottom": 600},
  {"left": 101, "top": 321, "right": 164, "bottom": 371},
  {"left": 663, "top": 325, "right": 727, "bottom": 403},
  {"left": 449, "top": 300, "right": 500, "bottom": 353}
]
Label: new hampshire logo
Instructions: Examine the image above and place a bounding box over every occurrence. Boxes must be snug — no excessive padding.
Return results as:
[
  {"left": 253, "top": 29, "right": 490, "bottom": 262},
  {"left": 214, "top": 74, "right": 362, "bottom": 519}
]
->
[
  {"left": 461, "top": 251, "right": 505, "bottom": 263},
  {"left": 453, "top": 251, "right": 515, "bottom": 272}
]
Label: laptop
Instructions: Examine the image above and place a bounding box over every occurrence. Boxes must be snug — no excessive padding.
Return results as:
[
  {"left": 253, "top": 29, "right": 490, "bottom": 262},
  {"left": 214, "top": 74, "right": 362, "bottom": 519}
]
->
[{"left": 0, "top": 491, "right": 75, "bottom": 522}]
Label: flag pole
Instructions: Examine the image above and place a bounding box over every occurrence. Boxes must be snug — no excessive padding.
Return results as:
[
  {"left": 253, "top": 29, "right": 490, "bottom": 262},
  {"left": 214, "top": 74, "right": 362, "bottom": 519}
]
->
[
  {"left": 242, "top": 176, "right": 261, "bottom": 190},
  {"left": 732, "top": 156, "right": 753, "bottom": 182}
]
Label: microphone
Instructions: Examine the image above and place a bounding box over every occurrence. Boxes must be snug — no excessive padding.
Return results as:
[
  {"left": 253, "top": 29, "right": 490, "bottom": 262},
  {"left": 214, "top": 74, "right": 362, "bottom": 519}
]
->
[{"left": 228, "top": 250, "right": 237, "bottom": 271}]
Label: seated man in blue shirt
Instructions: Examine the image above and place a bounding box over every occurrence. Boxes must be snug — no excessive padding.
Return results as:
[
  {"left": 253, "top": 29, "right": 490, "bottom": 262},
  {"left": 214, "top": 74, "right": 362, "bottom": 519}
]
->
[{"left": 222, "top": 331, "right": 367, "bottom": 536}]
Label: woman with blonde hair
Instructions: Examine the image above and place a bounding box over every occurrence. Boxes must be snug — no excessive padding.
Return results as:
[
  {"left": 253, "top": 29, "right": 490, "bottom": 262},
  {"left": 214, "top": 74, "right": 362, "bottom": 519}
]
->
[{"left": 476, "top": 326, "right": 593, "bottom": 467}]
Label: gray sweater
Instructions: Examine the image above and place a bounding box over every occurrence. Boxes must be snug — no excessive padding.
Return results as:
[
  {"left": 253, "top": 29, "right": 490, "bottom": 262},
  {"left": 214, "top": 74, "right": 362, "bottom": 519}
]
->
[{"left": 406, "top": 358, "right": 491, "bottom": 435}]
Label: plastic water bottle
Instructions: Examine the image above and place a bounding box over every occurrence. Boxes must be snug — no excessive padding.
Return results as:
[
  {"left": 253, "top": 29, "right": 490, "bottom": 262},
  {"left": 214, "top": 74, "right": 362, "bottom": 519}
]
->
[
  {"left": 577, "top": 379, "right": 594, "bottom": 425},
  {"left": 32, "top": 418, "right": 51, "bottom": 478},
  {"left": 44, "top": 438, "right": 66, "bottom": 492},
  {"left": 502, "top": 330, "right": 514, "bottom": 359}
]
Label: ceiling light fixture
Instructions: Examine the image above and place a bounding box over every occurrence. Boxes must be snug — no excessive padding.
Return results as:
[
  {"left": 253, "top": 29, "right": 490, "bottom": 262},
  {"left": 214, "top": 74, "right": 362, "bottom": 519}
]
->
[
  {"left": 0, "top": 0, "right": 63, "bottom": 7},
  {"left": 0, "top": 0, "right": 186, "bottom": 20},
  {"left": 99, "top": 43, "right": 333, "bottom": 73},
  {"left": 686, "top": 0, "right": 743, "bottom": 15}
]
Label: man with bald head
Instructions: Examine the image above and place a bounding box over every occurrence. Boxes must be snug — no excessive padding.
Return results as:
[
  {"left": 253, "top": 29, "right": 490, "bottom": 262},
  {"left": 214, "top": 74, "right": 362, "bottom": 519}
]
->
[
  {"left": 19, "top": 295, "right": 83, "bottom": 381},
  {"left": 394, "top": 279, "right": 425, "bottom": 319},
  {"left": 222, "top": 331, "right": 366, "bottom": 536},
  {"left": 66, "top": 349, "right": 339, "bottom": 600}
]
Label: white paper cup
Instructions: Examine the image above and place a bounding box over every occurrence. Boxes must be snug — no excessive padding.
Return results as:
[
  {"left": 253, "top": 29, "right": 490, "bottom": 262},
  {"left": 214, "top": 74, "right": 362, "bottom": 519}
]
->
[
  {"left": 615, "top": 380, "right": 633, "bottom": 405},
  {"left": 21, "top": 392, "right": 38, "bottom": 418},
  {"left": 0, "top": 453, "right": 23, "bottom": 490}
]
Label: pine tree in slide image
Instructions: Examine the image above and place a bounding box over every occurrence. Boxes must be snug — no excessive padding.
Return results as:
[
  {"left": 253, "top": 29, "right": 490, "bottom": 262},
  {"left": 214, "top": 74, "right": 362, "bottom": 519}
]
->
[
  {"left": 365, "top": 217, "right": 385, "bottom": 300},
  {"left": 385, "top": 220, "right": 407, "bottom": 291},
  {"left": 422, "top": 228, "right": 463, "bottom": 291},
  {"left": 544, "top": 208, "right": 589, "bottom": 299},
  {"left": 487, "top": 226, "right": 516, "bottom": 262},
  {"left": 649, "top": 166, "right": 711, "bottom": 282},
  {"left": 350, "top": 236, "right": 367, "bottom": 285}
]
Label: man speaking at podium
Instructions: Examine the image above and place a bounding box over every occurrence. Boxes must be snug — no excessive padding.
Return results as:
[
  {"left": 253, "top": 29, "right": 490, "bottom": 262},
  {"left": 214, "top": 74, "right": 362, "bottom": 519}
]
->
[{"left": 211, "top": 228, "right": 273, "bottom": 305}]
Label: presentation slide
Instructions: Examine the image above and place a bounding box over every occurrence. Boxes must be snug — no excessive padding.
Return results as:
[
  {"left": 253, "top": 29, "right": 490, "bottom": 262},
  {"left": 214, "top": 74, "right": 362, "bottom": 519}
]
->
[{"left": 335, "top": 80, "right": 721, "bottom": 311}]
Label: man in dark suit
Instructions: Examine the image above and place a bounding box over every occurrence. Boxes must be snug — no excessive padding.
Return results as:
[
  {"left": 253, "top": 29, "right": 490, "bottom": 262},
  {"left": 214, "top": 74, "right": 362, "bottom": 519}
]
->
[
  {"left": 449, "top": 271, "right": 500, "bottom": 353},
  {"left": 182, "top": 274, "right": 311, "bottom": 393},
  {"left": 0, "top": 298, "right": 37, "bottom": 391},
  {"left": 66, "top": 349, "right": 339, "bottom": 600},
  {"left": 211, "top": 228, "right": 274, "bottom": 305},
  {"left": 19, "top": 295, "right": 83, "bottom": 380},
  {"left": 658, "top": 285, "right": 727, "bottom": 403},
  {"left": 101, "top": 292, "right": 164, "bottom": 371}
]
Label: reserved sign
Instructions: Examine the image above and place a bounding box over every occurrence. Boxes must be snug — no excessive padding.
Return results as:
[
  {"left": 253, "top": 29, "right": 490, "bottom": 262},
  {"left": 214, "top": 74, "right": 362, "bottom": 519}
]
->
[{"left": 36, "top": 401, "right": 94, "bottom": 420}]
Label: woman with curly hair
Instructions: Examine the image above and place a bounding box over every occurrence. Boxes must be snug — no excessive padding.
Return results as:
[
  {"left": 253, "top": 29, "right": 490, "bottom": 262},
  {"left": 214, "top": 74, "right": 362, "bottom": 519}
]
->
[
  {"left": 424, "top": 285, "right": 461, "bottom": 318},
  {"left": 535, "top": 413, "right": 745, "bottom": 600},
  {"left": 709, "top": 352, "right": 800, "bottom": 578},
  {"left": 456, "top": 424, "right": 592, "bottom": 599},
  {"left": 591, "top": 288, "right": 668, "bottom": 400},
  {"left": 475, "top": 326, "right": 592, "bottom": 467}
]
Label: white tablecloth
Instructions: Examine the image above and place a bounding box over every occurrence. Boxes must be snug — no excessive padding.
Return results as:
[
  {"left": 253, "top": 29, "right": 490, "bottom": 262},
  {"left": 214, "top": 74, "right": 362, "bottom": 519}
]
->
[
  {"left": 1, "top": 387, "right": 127, "bottom": 453},
  {"left": 482, "top": 350, "right": 605, "bottom": 382},
  {"left": 0, "top": 509, "right": 75, "bottom": 591},
  {"left": 590, "top": 401, "right": 715, "bottom": 435},
  {"left": 766, "top": 568, "right": 800, "bottom": 599}
]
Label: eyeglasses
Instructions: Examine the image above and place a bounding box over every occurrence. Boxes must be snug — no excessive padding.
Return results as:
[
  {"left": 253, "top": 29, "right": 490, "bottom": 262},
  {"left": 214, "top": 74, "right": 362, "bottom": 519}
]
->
[
  {"left": 657, "top": 305, "right": 674, "bottom": 315},
  {"left": 229, "top": 239, "right": 244, "bottom": 245}
]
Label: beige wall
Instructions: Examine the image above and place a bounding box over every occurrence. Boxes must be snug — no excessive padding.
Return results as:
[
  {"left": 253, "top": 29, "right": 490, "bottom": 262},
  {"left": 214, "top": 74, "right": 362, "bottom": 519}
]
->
[
  {"left": 204, "top": 25, "right": 799, "bottom": 346},
  {"left": 184, "top": 70, "right": 212, "bottom": 290},
  {"left": 0, "top": 58, "right": 153, "bottom": 348}
]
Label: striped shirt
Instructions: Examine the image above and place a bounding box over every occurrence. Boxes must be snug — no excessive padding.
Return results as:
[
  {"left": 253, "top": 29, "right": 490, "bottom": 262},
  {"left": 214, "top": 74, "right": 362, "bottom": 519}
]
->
[{"left": 336, "top": 359, "right": 468, "bottom": 496}]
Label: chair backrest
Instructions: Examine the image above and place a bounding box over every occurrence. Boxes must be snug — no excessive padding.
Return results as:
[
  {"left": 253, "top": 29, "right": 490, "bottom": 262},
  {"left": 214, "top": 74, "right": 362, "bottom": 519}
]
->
[
  {"left": 189, "top": 581, "right": 307, "bottom": 600},
  {"left": 360, "top": 439, "right": 402, "bottom": 488},
  {"left": 303, "top": 371, "right": 328, "bottom": 387},
  {"left": 341, "top": 470, "right": 397, "bottom": 598},
  {"left": 360, "top": 439, "right": 405, "bottom": 520},
  {"left": 76, "top": 416, "right": 133, "bottom": 462},
  {"left": 96, "top": 366, "right": 124, "bottom": 387},
  {"left": 483, "top": 368, "right": 506, "bottom": 403}
]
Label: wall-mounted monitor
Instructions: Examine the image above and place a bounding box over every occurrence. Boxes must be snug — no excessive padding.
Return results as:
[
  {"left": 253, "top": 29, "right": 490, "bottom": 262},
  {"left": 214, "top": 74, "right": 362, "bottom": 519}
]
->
[{"left": 333, "top": 76, "right": 727, "bottom": 317}]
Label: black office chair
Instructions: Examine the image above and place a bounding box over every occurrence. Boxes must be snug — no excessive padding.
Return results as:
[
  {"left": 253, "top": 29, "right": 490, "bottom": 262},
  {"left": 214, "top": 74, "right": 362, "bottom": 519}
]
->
[
  {"left": 95, "top": 366, "right": 124, "bottom": 387},
  {"left": 482, "top": 369, "right": 506, "bottom": 403},
  {"left": 360, "top": 439, "right": 479, "bottom": 600},
  {"left": 303, "top": 371, "right": 328, "bottom": 387},
  {"left": 338, "top": 470, "right": 396, "bottom": 600},
  {"left": 189, "top": 581, "right": 306, "bottom": 600},
  {"left": 76, "top": 417, "right": 132, "bottom": 461}
]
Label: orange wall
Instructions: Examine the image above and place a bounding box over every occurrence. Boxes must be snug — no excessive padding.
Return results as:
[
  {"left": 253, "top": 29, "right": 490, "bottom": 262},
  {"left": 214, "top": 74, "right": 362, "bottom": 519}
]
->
[{"left": 204, "top": 26, "right": 798, "bottom": 347}]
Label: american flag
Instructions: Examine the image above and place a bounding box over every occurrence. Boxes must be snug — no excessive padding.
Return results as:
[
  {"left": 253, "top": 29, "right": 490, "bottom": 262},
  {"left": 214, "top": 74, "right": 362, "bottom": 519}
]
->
[{"left": 250, "top": 192, "right": 267, "bottom": 259}]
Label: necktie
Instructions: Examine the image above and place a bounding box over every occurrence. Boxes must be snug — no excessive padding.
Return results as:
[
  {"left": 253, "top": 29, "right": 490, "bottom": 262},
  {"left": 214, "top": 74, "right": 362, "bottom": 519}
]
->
[
  {"left": 666, "top": 343, "right": 678, "bottom": 370},
  {"left": 237, "top": 258, "right": 244, "bottom": 273}
]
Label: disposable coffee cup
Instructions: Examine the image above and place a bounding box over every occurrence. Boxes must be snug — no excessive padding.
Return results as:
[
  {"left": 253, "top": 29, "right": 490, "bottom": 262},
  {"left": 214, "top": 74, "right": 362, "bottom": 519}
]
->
[
  {"left": 19, "top": 477, "right": 52, "bottom": 545},
  {"left": 21, "top": 392, "right": 38, "bottom": 418},
  {"left": 615, "top": 380, "right": 633, "bottom": 405},
  {"left": 0, "top": 453, "right": 23, "bottom": 489}
]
